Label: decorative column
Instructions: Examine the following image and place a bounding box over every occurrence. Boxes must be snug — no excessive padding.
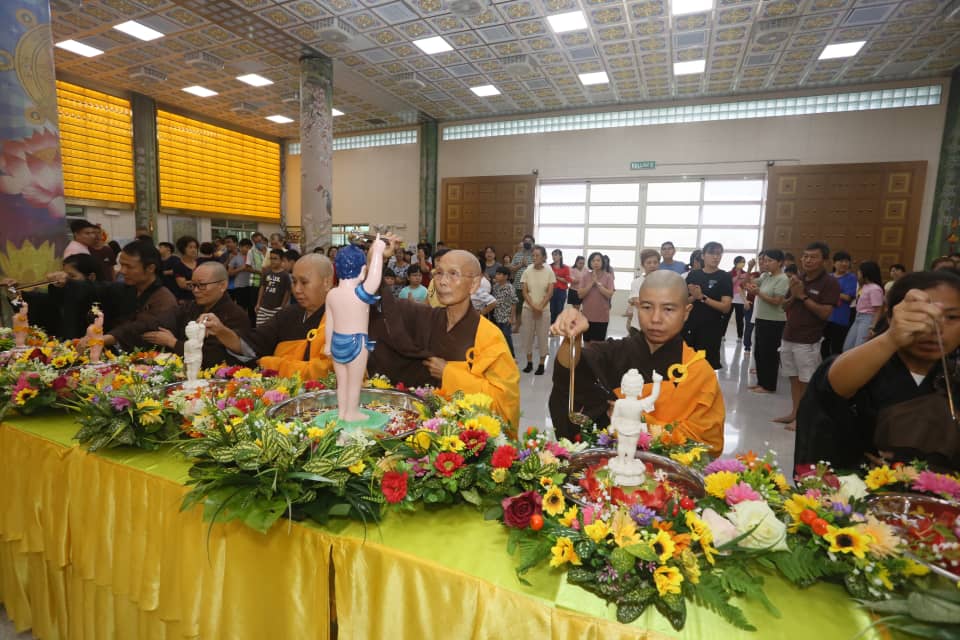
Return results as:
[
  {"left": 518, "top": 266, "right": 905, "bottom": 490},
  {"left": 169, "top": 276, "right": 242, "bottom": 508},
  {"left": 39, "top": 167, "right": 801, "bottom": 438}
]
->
[
  {"left": 0, "top": 1, "right": 67, "bottom": 294},
  {"left": 926, "top": 70, "right": 960, "bottom": 267},
  {"left": 299, "top": 54, "right": 333, "bottom": 253},
  {"left": 131, "top": 92, "right": 159, "bottom": 236},
  {"left": 419, "top": 120, "right": 438, "bottom": 244}
]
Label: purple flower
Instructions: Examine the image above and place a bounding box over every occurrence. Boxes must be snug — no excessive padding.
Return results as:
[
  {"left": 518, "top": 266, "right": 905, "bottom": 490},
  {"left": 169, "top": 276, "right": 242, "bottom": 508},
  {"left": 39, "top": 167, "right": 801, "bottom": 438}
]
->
[
  {"left": 215, "top": 399, "right": 227, "bottom": 410},
  {"left": 110, "top": 396, "right": 131, "bottom": 412},
  {"left": 413, "top": 387, "right": 431, "bottom": 399},
  {"left": 597, "top": 431, "right": 614, "bottom": 447},
  {"left": 830, "top": 500, "right": 853, "bottom": 517},
  {"left": 629, "top": 504, "right": 657, "bottom": 526},
  {"left": 517, "top": 448, "right": 533, "bottom": 461},
  {"left": 421, "top": 417, "right": 443, "bottom": 432},
  {"left": 409, "top": 456, "right": 430, "bottom": 478},
  {"left": 704, "top": 458, "right": 747, "bottom": 475},
  {"left": 597, "top": 565, "right": 619, "bottom": 584}
]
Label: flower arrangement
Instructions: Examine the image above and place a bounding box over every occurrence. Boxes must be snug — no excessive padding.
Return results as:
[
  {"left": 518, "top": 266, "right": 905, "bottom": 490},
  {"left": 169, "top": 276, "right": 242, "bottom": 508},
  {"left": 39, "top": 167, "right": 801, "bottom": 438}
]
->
[
  {"left": 0, "top": 340, "right": 85, "bottom": 417},
  {"left": 177, "top": 375, "right": 382, "bottom": 533},
  {"left": 583, "top": 421, "right": 708, "bottom": 467},
  {"left": 0, "top": 324, "right": 47, "bottom": 352}
]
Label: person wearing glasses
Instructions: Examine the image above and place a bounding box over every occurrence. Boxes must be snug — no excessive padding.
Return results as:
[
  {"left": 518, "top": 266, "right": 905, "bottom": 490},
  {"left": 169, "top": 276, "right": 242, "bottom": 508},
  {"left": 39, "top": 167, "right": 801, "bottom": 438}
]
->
[
  {"left": 142, "top": 262, "right": 251, "bottom": 368},
  {"left": 367, "top": 240, "right": 520, "bottom": 432}
]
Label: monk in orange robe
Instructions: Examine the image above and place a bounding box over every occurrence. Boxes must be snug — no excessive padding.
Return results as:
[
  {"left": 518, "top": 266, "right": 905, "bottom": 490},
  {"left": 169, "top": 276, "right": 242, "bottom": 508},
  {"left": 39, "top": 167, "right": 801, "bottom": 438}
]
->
[
  {"left": 201, "top": 254, "right": 334, "bottom": 380},
  {"left": 550, "top": 270, "right": 725, "bottom": 456}
]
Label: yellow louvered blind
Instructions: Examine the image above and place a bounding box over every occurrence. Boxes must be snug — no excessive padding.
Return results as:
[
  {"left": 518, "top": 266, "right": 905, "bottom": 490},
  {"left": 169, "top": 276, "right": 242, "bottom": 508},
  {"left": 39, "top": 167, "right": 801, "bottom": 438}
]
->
[
  {"left": 56, "top": 81, "right": 135, "bottom": 204},
  {"left": 157, "top": 111, "right": 280, "bottom": 220}
]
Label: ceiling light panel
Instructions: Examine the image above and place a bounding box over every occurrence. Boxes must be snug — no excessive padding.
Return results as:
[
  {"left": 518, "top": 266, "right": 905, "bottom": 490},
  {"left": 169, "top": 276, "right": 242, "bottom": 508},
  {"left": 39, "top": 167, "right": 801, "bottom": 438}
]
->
[
  {"left": 578, "top": 71, "right": 609, "bottom": 85},
  {"left": 471, "top": 84, "right": 501, "bottom": 96},
  {"left": 55, "top": 40, "right": 104, "bottom": 57},
  {"left": 674, "top": 59, "right": 706, "bottom": 75},
  {"left": 671, "top": 0, "right": 713, "bottom": 16},
  {"left": 547, "top": 11, "right": 588, "bottom": 33},
  {"left": 412, "top": 36, "right": 453, "bottom": 54},
  {"left": 818, "top": 41, "right": 866, "bottom": 60},
  {"left": 332, "top": 108, "right": 344, "bottom": 116},
  {"left": 112, "top": 20, "right": 164, "bottom": 41},
  {"left": 236, "top": 74, "right": 273, "bottom": 87},
  {"left": 182, "top": 85, "right": 217, "bottom": 97},
  {"left": 266, "top": 115, "right": 294, "bottom": 124}
]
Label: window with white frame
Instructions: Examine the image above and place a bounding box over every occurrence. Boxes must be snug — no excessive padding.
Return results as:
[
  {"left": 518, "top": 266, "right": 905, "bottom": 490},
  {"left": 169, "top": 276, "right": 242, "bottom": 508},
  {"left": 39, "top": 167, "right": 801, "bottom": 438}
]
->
[{"left": 536, "top": 178, "right": 765, "bottom": 292}]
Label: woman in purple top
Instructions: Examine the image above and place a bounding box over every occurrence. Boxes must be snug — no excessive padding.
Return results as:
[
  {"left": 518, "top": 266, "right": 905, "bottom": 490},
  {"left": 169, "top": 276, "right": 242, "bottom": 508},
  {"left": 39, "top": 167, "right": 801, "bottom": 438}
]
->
[{"left": 576, "top": 252, "right": 615, "bottom": 342}]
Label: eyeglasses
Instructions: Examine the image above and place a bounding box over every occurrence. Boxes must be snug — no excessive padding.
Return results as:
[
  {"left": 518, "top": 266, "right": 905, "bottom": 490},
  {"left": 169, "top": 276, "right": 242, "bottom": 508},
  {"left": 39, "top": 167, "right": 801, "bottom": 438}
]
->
[
  {"left": 187, "top": 279, "right": 225, "bottom": 291},
  {"left": 432, "top": 270, "right": 478, "bottom": 283}
]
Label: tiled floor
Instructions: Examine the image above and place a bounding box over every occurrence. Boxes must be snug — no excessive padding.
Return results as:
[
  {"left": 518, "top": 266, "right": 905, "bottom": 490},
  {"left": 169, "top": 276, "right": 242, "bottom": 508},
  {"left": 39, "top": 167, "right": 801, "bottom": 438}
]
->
[
  {"left": 514, "top": 322, "right": 797, "bottom": 473},
  {"left": 0, "top": 323, "right": 796, "bottom": 639}
]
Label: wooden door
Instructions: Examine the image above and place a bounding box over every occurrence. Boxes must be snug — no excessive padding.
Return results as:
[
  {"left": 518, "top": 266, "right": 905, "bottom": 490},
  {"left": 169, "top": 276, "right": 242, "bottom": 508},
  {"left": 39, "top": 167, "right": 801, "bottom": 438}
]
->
[
  {"left": 440, "top": 175, "right": 537, "bottom": 258},
  {"left": 764, "top": 162, "right": 926, "bottom": 271}
]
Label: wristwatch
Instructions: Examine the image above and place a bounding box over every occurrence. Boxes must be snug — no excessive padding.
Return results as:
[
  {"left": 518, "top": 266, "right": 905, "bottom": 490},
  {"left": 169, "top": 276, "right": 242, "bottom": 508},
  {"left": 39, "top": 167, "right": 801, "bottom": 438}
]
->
[{"left": 701, "top": 296, "right": 708, "bottom": 303}]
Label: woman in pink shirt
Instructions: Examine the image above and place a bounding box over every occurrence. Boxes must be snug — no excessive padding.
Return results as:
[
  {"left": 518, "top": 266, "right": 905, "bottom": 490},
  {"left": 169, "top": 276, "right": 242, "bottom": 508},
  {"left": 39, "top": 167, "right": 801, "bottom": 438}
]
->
[
  {"left": 577, "top": 252, "right": 615, "bottom": 342},
  {"left": 566, "top": 255, "right": 585, "bottom": 309},
  {"left": 843, "top": 261, "right": 885, "bottom": 352},
  {"left": 549, "top": 249, "right": 572, "bottom": 323}
]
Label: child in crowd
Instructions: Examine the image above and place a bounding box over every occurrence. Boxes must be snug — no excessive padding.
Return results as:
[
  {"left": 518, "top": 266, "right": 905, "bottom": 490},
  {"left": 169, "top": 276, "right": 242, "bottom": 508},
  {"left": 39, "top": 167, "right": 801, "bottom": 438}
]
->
[
  {"left": 282, "top": 249, "right": 300, "bottom": 273},
  {"left": 383, "top": 267, "right": 399, "bottom": 297},
  {"left": 491, "top": 266, "right": 517, "bottom": 357},
  {"left": 398, "top": 265, "right": 428, "bottom": 303},
  {"left": 471, "top": 274, "right": 497, "bottom": 316},
  {"left": 842, "top": 261, "right": 884, "bottom": 352},
  {"left": 255, "top": 248, "right": 292, "bottom": 326}
]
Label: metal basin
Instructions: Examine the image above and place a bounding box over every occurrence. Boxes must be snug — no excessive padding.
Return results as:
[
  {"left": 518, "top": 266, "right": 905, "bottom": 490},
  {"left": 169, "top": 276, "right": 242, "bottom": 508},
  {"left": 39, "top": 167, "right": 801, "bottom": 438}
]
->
[
  {"left": 564, "top": 447, "right": 706, "bottom": 507},
  {"left": 267, "top": 389, "right": 423, "bottom": 438},
  {"left": 866, "top": 492, "right": 960, "bottom": 583}
]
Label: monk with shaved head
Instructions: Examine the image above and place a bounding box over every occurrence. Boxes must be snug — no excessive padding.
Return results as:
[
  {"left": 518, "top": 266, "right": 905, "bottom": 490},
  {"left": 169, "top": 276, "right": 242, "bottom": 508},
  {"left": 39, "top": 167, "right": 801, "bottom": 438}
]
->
[
  {"left": 368, "top": 241, "right": 520, "bottom": 431},
  {"left": 203, "top": 253, "right": 336, "bottom": 379},
  {"left": 143, "top": 260, "right": 251, "bottom": 368},
  {"left": 549, "top": 269, "right": 725, "bottom": 455}
]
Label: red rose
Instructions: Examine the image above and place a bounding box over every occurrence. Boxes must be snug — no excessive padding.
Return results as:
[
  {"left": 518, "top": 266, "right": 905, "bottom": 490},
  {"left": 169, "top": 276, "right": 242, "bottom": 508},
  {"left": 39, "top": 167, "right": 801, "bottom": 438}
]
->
[
  {"left": 51, "top": 375, "right": 68, "bottom": 391},
  {"left": 27, "top": 348, "right": 49, "bottom": 364},
  {"left": 260, "top": 368, "right": 279, "bottom": 378},
  {"left": 304, "top": 380, "right": 326, "bottom": 391},
  {"left": 234, "top": 398, "right": 255, "bottom": 413},
  {"left": 501, "top": 491, "right": 543, "bottom": 529},
  {"left": 434, "top": 452, "right": 464, "bottom": 477},
  {"left": 395, "top": 382, "right": 406, "bottom": 391},
  {"left": 460, "top": 429, "right": 488, "bottom": 456},
  {"left": 491, "top": 445, "right": 518, "bottom": 468},
  {"left": 381, "top": 471, "right": 409, "bottom": 504}
]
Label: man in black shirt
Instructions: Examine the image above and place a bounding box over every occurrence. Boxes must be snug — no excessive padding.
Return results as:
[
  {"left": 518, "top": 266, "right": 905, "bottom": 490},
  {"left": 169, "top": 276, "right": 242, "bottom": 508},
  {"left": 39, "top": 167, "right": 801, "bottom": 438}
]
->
[{"left": 683, "top": 241, "right": 733, "bottom": 369}]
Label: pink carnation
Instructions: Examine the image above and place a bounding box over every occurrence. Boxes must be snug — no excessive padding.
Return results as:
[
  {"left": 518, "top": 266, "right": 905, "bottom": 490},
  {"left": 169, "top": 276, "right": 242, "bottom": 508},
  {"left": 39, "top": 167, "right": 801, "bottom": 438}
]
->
[
  {"left": 637, "top": 431, "right": 654, "bottom": 451},
  {"left": 725, "top": 482, "right": 762, "bottom": 506},
  {"left": 912, "top": 470, "right": 960, "bottom": 500},
  {"left": 704, "top": 458, "right": 746, "bottom": 475}
]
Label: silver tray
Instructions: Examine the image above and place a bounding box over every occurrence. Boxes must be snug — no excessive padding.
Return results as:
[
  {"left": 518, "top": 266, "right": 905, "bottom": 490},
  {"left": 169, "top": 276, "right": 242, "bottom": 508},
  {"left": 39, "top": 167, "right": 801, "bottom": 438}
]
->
[
  {"left": 267, "top": 389, "right": 422, "bottom": 437},
  {"left": 563, "top": 447, "right": 706, "bottom": 507},
  {"left": 866, "top": 492, "right": 960, "bottom": 583}
]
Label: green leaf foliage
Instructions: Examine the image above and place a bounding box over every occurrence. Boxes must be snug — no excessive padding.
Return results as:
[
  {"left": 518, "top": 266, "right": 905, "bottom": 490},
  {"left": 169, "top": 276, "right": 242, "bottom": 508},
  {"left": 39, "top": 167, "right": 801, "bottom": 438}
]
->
[
  {"left": 768, "top": 546, "right": 845, "bottom": 588},
  {"left": 691, "top": 572, "right": 757, "bottom": 632}
]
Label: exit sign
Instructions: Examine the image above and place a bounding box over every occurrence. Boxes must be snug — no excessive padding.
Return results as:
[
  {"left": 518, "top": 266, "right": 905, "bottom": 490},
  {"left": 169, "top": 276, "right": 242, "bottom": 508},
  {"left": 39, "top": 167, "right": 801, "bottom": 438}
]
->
[{"left": 630, "top": 161, "right": 656, "bottom": 170}]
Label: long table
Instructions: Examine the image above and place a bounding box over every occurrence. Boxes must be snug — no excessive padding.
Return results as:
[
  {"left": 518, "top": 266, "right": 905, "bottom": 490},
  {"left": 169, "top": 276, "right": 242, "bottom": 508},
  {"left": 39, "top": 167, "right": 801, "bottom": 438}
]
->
[{"left": 0, "top": 414, "right": 885, "bottom": 640}]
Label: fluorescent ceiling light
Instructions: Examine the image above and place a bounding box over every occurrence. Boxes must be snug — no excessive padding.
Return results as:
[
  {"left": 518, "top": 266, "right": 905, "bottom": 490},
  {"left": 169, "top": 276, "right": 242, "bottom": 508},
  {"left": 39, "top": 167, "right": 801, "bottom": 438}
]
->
[
  {"left": 671, "top": 0, "right": 713, "bottom": 16},
  {"left": 236, "top": 73, "right": 273, "bottom": 87},
  {"left": 578, "top": 71, "right": 609, "bottom": 85},
  {"left": 182, "top": 85, "right": 217, "bottom": 97},
  {"left": 673, "top": 59, "right": 706, "bottom": 75},
  {"left": 412, "top": 36, "right": 453, "bottom": 55},
  {"left": 547, "top": 10, "right": 587, "bottom": 33},
  {"left": 332, "top": 108, "right": 344, "bottom": 116},
  {"left": 819, "top": 40, "right": 866, "bottom": 60},
  {"left": 266, "top": 115, "right": 294, "bottom": 124},
  {"left": 471, "top": 84, "right": 500, "bottom": 97},
  {"left": 113, "top": 20, "right": 164, "bottom": 41},
  {"left": 55, "top": 40, "right": 104, "bottom": 57}
]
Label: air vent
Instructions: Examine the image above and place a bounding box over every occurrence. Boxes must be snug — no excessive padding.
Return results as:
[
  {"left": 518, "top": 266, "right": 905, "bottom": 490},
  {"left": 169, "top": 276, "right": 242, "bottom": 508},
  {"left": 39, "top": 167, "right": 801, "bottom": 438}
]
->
[
  {"left": 184, "top": 51, "right": 224, "bottom": 71},
  {"left": 281, "top": 91, "right": 300, "bottom": 103},
  {"left": 396, "top": 72, "right": 426, "bottom": 90},
  {"left": 230, "top": 102, "right": 259, "bottom": 115},
  {"left": 129, "top": 66, "right": 166, "bottom": 82},
  {"left": 315, "top": 17, "right": 359, "bottom": 44},
  {"left": 503, "top": 54, "right": 537, "bottom": 76},
  {"left": 446, "top": 0, "right": 489, "bottom": 17},
  {"left": 843, "top": 4, "right": 897, "bottom": 25}
]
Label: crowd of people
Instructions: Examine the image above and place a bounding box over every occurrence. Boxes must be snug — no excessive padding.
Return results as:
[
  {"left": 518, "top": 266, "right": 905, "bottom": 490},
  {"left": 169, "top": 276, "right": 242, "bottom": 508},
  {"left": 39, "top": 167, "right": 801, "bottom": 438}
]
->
[{"left": 6, "top": 219, "right": 960, "bottom": 472}]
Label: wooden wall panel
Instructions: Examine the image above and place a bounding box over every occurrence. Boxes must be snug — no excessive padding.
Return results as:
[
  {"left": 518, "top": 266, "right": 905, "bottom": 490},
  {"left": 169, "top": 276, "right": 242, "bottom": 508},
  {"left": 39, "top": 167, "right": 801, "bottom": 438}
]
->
[
  {"left": 440, "top": 175, "right": 537, "bottom": 258},
  {"left": 764, "top": 162, "right": 926, "bottom": 271}
]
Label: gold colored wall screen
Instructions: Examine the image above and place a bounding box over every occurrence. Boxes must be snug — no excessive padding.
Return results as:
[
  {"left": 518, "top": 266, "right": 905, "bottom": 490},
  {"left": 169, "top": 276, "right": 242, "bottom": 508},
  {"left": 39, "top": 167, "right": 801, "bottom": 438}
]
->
[
  {"left": 56, "top": 81, "right": 135, "bottom": 205},
  {"left": 157, "top": 111, "right": 279, "bottom": 220}
]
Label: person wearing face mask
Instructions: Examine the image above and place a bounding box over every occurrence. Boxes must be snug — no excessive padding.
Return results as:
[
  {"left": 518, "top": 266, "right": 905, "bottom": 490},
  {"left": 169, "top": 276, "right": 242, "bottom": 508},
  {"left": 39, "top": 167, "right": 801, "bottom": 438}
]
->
[
  {"left": 509, "top": 234, "right": 536, "bottom": 328},
  {"left": 201, "top": 253, "right": 335, "bottom": 380}
]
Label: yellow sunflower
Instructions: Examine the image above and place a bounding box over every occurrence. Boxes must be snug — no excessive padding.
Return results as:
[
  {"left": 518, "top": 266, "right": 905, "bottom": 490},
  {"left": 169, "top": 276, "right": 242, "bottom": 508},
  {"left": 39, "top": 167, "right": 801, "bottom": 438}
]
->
[
  {"left": 549, "top": 537, "right": 581, "bottom": 568},
  {"left": 650, "top": 528, "right": 677, "bottom": 563},
  {"left": 543, "top": 485, "right": 566, "bottom": 516},
  {"left": 685, "top": 512, "right": 717, "bottom": 565},
  {"left": 653, "top": 565, "right": 683, "bottom": 596},
  {"left": 14, "top": 387, "right": 38, "bottom": 405},
  {"left": 439, "top": 435, "right": 465, "bottom": 452},
  {"left": 559, "top": 505, "right": 579, "bottom": 528},
  {"left": 136, "top": 398, "right": 163, "bottom": 425},
  {"left": 490, "top": 468, "right": 508, "bottom": 483},
  {"left": 611, "top": 509, "right": 641, "bottom": 548},
  {"left": 823, "top": 525, "right": 874, "bottom": 560},
  {"left": 585, "top": 520, "right": 611, "bottom": 543}
]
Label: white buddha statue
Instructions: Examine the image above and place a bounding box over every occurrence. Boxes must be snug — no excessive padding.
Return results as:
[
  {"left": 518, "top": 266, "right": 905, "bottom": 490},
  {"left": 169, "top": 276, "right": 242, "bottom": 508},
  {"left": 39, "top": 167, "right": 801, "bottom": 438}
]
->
[{"left": 607, "top": 368, "right": 662, "bottom": 486}]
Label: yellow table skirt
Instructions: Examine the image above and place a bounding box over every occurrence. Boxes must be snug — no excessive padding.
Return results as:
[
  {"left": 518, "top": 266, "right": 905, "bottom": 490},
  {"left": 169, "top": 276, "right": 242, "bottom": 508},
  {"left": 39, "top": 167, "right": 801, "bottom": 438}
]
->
[{"left": 0, "top": 415, "right": 885, "bottom": 640}]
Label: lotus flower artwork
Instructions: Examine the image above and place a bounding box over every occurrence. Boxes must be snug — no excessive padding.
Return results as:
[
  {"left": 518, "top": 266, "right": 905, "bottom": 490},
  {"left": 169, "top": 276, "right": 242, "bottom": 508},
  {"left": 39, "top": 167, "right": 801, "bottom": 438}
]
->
[{"left": 0, "top": 128, "right": 65, "bottom": 217}]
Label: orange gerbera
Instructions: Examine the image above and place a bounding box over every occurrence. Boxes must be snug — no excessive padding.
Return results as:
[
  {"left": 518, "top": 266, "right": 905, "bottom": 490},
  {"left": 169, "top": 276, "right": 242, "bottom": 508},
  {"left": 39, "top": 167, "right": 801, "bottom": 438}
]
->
[{"left": 737, "top": 451, "right": 759, "bottom": 469}]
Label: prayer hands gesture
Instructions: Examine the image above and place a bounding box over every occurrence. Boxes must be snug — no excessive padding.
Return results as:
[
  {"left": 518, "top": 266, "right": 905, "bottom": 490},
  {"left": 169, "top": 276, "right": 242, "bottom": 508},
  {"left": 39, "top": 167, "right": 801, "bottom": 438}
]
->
[
  {"left": 884, "top": 289, "right": 944, "bottom": 350},
  {"left": 687, "top": 284, "right": 703, "bottom": 300},
  {"left": 788, "top": 274, "right": 805, "bottom": 299},
  {"left": 550, "top": 308, "right": 589, "bottom": 339}
]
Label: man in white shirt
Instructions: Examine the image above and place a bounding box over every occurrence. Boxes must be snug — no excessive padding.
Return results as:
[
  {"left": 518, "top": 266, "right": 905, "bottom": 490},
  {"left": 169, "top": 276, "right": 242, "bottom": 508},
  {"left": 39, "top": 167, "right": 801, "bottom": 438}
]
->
[{"left": 519, "top": 245, "right": 556, "bottom": 375}]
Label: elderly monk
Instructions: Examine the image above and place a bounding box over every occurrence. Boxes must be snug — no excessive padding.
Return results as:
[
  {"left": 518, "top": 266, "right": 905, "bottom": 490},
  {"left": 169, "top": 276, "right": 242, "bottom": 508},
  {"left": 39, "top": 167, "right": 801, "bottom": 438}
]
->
[
  {"left": 202, "top": 253, "right": 334, "bottom": 379},
  {"left": 369, "top": 243, "right": 520, "bottom": 429},
  {"left": 549, "top": 270, "right": 725, "bottom": 456},
  {"left": 142, "top": 262, "right": 250, "bottom": 368}
]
